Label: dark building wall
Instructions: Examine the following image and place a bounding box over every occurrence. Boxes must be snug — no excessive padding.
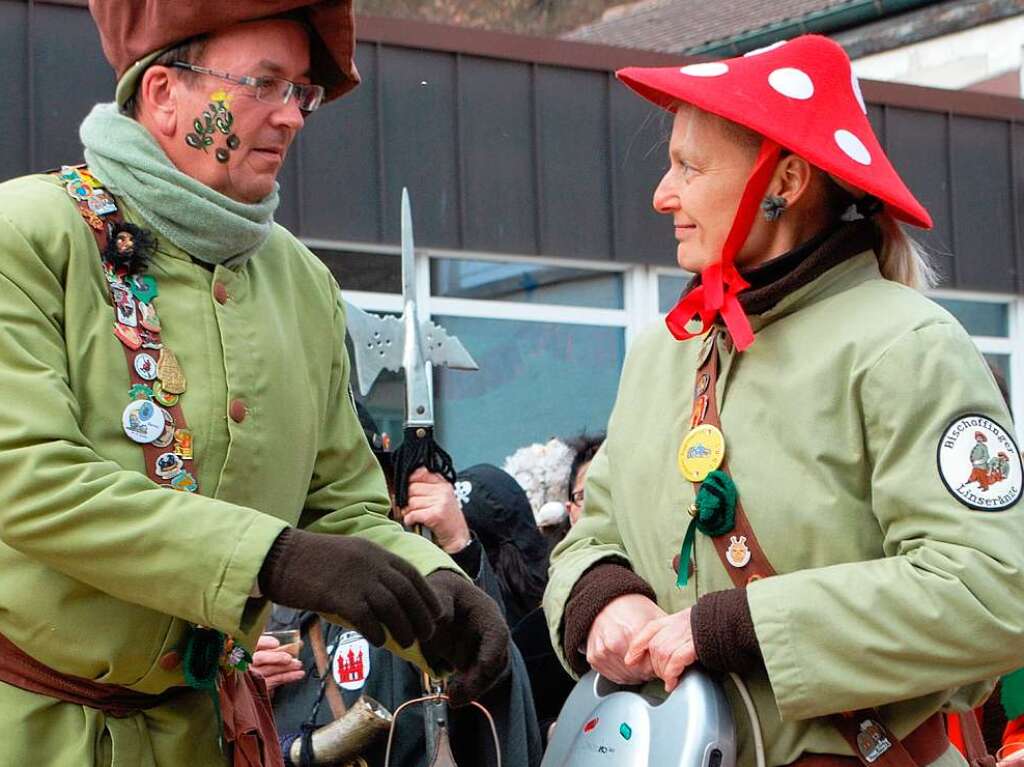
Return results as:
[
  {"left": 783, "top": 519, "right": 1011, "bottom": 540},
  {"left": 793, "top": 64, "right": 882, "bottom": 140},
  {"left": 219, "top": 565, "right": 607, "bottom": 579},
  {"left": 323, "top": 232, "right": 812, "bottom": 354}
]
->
[{"left": 2, "top": 1, "right": 1023, "bottom": 294}]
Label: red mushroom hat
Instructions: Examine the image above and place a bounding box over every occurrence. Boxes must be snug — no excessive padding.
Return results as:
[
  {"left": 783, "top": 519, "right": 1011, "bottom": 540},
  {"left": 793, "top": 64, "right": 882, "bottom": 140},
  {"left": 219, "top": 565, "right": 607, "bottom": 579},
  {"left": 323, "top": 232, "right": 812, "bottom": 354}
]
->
[
  {"left": 617, "top": 36, "right": 932, "bottom": 351},
  {"left": 617, "top": 36, "right": 931, "bottom": 229}
]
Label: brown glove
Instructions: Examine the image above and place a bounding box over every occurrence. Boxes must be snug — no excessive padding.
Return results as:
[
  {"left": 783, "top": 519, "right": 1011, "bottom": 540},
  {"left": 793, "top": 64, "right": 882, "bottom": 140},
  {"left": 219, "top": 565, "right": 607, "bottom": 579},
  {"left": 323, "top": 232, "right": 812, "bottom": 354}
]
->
[
  {"left": 258, "top": 528, "right": 445, "bottom": 648},
  {"left": 422, "top": 569, "right": 510, "bottom": 708}
]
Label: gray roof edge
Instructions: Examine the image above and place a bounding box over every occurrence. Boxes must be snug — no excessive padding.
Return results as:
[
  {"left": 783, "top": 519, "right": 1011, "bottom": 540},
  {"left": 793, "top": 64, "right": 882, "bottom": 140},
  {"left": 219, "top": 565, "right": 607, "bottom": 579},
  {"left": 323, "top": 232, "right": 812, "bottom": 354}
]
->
[{"left": 834, "top": 0, "right": 1024, "bottom": 59}]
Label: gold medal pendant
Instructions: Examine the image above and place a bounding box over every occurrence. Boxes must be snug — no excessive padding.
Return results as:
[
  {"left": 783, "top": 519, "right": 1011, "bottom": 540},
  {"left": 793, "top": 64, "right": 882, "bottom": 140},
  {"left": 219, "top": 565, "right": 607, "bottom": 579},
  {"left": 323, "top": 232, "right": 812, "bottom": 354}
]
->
[
  {"left": 158, "top": 348, "right": 187, "bottom": 395},
  {"left": 678, "top": 424, "right": 726, "bottom": 483}
]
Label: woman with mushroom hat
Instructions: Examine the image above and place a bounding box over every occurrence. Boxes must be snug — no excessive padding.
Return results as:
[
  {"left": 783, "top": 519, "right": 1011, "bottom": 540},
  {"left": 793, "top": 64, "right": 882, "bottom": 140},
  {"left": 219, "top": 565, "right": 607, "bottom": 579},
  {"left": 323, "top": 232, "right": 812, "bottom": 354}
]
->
[{"left": 544, "top": 35, "right": 1024, "bottom": 766}]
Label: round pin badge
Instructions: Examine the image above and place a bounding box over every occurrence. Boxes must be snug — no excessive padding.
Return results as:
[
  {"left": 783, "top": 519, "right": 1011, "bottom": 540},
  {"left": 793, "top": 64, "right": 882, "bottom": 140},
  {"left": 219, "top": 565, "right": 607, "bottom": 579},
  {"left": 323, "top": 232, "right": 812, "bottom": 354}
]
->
[
  {"left": 155, "top": 452, "right": 185, "bottom": 480},
  {"left": 677, "top": 424, "right": 726, "bottom": 483},
  {"left": 122, "top": 399, "right": 166, "bottom": 444},
  {"left": 134, "top": 353, "right": 158, "bottom": 381},
  {"left": 937, "top": 414, "right": 1022, "bottom": 511},
  {"left": 153, "top": 382, "right": 179, "bottom": 408},
  {"left": 332, "top": 631, "right": 370, "bottom": 691}
]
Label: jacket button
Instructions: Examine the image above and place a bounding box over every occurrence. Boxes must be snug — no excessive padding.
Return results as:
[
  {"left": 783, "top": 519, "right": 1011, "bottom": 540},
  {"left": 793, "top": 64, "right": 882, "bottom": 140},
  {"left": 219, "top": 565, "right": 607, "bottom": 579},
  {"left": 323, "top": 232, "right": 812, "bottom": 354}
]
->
[
  {"left": 213, "top": 282, "right": 229, "bottom": 304},
  {"left": 229, "top": 399, "right": 248, "bottom": 423},
  {"left": 158, "top": 651, "right": 181, "bottom": 671}
]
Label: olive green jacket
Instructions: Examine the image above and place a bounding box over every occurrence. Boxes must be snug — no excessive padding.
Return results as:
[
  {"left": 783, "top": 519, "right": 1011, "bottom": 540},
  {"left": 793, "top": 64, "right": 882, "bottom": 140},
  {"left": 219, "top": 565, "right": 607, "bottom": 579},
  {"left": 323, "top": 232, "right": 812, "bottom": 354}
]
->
[
  {"left": 545, "top": 251, "right": 1024, "bottom": 766},
  {"left": 0, "top": 174, "right": 456, "bottom": 766}
]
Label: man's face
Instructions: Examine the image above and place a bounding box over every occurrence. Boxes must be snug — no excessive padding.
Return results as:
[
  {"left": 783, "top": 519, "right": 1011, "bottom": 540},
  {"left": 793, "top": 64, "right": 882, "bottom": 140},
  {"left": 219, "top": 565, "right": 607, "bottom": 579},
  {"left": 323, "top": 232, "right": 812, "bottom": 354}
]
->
[{"left": 163, "top": 19, "right": 311, "bottom": 203}]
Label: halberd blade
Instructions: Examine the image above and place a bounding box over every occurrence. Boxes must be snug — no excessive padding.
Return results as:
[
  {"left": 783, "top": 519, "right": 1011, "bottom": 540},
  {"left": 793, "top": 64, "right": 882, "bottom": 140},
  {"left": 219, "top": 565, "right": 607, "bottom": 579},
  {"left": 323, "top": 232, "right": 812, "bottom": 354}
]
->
[{"left": 343, "top": 299, "right": 405, "bottom": 396}]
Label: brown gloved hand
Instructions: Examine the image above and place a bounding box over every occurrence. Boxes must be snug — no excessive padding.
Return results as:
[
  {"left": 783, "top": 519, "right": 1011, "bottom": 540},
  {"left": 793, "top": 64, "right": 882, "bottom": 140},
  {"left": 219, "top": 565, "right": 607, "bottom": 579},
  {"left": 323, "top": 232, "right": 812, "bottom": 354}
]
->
[
  {"left": 259, "top": 528, "right": 445, "bottom": 648},
  {"left": 422, "top": 569, "right": 511, "bottom": 708}
]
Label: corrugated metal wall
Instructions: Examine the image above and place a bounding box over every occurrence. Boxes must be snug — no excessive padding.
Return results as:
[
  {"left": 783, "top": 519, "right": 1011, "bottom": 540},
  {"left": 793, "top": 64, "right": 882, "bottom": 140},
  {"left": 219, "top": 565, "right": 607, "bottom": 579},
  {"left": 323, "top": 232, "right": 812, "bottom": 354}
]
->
[{"left": 1, "top": 0, "right": 1022, "bottom": 293}]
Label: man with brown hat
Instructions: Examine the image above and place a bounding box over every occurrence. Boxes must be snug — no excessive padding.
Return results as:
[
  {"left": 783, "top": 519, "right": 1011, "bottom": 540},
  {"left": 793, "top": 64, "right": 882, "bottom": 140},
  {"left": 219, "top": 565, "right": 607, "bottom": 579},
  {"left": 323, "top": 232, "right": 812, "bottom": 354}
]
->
[{"left": 0, "top": 3, "right": 509, "bottom": 766}]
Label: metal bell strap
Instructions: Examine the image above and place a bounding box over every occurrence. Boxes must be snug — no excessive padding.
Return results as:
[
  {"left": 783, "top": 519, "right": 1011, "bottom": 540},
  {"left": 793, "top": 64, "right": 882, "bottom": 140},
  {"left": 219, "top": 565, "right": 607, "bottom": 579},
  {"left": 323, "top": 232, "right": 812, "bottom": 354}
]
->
[
  {"left": 384, "top": 680, "right": 502, "bottom": 767},
  {"left": 688, "top": 330, "right": 930, "bottom": 767}
]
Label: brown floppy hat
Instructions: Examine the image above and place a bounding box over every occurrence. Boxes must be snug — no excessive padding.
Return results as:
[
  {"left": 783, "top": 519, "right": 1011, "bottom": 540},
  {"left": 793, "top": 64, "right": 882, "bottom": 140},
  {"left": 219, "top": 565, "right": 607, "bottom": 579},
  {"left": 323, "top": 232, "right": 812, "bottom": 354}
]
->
[{"left": 88, "top": 0, "right": 360, "bottom": 109}]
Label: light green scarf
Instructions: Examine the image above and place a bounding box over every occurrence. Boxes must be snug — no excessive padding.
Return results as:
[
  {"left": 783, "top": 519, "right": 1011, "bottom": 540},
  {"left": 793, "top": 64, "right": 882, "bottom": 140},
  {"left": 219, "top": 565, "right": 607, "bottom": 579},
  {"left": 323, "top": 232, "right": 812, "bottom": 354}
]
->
[{"left": 80, "top": 103, "right": 279, "bottom": 266}]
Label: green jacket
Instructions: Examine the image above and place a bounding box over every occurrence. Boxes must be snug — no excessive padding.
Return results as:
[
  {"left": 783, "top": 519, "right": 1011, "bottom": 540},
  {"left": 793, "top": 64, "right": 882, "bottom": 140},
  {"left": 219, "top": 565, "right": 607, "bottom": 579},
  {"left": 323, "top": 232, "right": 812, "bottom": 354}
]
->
[
  {"left": 0, "top": 173, "right": 456, "bottom": 766},
  {"left": 545, "top": 250, "right": 1024, "bottom": 766}
]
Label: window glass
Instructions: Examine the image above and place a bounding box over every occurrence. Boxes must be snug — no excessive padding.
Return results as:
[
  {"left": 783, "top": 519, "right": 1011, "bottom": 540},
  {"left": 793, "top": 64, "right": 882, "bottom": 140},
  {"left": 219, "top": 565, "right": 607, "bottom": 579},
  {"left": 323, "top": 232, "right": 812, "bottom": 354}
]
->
[
  {"left": 316, "top": 249, "right": 401, "bottom": 294},
  {"left": 658, "top": 274, "right": 689, "bottom": 313},
  {"left": 431, "top": 316, "right": 624, "bottom": 468},
  {"left": 431, "top": 258, "right": 624, "bottom": 309},
  {"left": 934, "top": 298, "right": 1009, "bottom": 338}
]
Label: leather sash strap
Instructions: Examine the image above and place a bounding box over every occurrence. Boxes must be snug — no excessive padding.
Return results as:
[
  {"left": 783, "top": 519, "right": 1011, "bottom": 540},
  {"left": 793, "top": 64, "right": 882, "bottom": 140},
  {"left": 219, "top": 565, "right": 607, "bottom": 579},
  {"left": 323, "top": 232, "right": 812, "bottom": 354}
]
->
[
  {"left": 62, "top": 168, "right": 282, "bottom": 767},
  {"left": 790, "top": 714, "right": 947, "bottom": 767},
  {"left": 0, "top": 632, "right": 177, "bottom": 717},
  {"left": 308, "top": 617, "right": 348, "bottom": 720},
  {"left": 690, "top": 328, "right": 950, "bottom": 767},
  {"left": 68, "top": 189, "right": 199, "bottom": 494}
]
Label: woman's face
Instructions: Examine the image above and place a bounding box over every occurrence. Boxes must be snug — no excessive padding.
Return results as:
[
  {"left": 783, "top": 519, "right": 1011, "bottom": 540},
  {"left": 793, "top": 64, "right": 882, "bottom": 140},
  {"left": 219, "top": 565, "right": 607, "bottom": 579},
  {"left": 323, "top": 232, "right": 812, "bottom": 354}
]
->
[{"left": 652, "top": 107, "right": 765, "bottom": 273}]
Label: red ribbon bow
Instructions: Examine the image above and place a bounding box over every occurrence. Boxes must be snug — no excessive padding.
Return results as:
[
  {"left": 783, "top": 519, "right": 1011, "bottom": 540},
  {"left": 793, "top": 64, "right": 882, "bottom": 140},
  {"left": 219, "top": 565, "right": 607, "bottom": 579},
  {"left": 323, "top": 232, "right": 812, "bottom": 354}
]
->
[{"left": 665, "top": 139, "right": 783, "bottom": 352}]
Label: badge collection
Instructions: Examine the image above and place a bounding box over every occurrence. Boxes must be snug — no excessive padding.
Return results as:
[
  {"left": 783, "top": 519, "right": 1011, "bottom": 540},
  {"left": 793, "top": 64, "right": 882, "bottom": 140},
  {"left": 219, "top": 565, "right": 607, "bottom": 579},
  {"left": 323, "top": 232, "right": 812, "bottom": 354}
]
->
[{"left": 59, "top": 165, "right": 249, "bottom": 677}]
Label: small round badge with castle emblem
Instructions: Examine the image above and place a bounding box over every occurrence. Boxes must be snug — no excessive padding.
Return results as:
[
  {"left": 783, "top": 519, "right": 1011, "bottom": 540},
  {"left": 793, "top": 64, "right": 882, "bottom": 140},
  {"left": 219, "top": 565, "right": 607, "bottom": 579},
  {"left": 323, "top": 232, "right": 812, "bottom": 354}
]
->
[
  {"left": 937, "top": 414, "right": 1022, "bottom": 511},
  {"left": 678, "top": 424, "right": 726, "bottom": 483},
  {"left": 332, "top": 631, "right": 370, "bottom": 691}
]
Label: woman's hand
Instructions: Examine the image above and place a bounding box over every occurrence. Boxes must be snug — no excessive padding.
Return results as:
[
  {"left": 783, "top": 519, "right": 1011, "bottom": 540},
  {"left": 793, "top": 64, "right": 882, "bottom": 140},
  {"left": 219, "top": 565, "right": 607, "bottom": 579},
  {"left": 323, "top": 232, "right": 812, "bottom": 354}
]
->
[
  {"left": 585, "top": 594, "right": 665, "bottom": 684},
  {"left": 625, "top": 608, "right": 697, "bottom": 693},
  {"left": 250, "top": 634, "right": 305, "bottom": 694}
]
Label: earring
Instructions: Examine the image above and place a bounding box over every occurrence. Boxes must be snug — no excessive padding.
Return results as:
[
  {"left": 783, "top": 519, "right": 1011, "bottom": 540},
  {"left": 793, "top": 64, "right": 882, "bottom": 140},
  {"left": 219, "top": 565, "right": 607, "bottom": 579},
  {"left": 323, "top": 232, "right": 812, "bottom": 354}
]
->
[{"left": 761, "top": 195, "right": 787, "bottom": 222}]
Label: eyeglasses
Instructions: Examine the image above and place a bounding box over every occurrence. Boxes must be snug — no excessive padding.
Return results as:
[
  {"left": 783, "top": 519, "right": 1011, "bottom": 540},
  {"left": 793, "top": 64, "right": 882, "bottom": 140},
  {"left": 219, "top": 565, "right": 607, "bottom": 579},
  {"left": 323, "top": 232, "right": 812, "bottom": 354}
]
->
[
  {"left": 569, "top": 489, "right": 585, "bottom": 506},
  {"left": 170, "top": 62, "right": 325, "bottom": 113}
]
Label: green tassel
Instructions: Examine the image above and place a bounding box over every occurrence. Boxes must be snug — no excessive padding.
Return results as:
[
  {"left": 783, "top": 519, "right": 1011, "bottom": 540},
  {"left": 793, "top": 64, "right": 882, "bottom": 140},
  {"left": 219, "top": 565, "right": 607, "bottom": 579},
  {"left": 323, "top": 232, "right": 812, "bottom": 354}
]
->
[
  {"left": 1002, "top": 668, "right": 1024, "bottom": 720},
  {"left": 182, "top": 626, "right": 227, "bottom": 753},
  {"left": 677, "top": 470, "right": 738, "bottom": 588},
  {"left": 183, "top": 626, "right": 224, "bottom": 692}
]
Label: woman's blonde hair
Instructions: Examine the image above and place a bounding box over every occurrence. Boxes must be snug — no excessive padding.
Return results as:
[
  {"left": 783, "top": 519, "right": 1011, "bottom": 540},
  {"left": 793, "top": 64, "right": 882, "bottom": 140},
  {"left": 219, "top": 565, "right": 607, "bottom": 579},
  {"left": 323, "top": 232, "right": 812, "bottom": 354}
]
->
[{"left": 873, "top": 211, "right": 937, "bottom": 291}]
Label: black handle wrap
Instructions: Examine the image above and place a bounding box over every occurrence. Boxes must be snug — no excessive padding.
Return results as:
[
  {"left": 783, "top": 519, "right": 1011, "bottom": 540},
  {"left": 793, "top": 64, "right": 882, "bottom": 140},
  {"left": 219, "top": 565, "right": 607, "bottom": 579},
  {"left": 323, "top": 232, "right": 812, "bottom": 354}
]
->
[{"left": 392, "top": 426, "right": 457, "bottom": 508}]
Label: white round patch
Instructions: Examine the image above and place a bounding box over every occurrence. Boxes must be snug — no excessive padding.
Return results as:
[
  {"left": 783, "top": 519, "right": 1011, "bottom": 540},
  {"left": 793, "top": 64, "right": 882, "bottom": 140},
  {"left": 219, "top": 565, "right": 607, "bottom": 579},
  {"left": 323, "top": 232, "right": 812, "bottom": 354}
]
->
[
  {"left": 834, "top": 129, "right": 872, "bottom": 165},
  {"left": 744, "top": 40, "right": 787, "bottom": 57},
  {"left": 851, "top": 71, "right": 867, "bottom": 114},
  {"left": 937, "top": 414, "right": 1022, "bottom": 511},
  {"left": 768, "top": 68, "right": 814, "bottom": 100},
  {"left": 332, "top": 630, "right": 370, "bottom": 691},
  {"left": 679, "top": 62, "right": 729, "bottom": 77}
]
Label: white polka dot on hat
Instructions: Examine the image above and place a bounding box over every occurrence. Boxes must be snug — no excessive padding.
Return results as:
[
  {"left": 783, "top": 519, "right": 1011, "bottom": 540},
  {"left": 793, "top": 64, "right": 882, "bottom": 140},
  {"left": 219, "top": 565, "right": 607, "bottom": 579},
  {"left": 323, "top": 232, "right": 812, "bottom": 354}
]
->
[
  {"left": 768, "top": 67, "right": 814, "bottom": 99},
  {"left": 679, "top": 62, "right": 730, "bottom": 77}
]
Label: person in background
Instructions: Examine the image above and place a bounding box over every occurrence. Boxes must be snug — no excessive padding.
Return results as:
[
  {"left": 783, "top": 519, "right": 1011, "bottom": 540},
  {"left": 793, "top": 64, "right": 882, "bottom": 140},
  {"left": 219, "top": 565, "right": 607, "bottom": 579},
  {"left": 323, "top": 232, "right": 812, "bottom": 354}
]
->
[
  {"left": 455, "top": 464, "right": 550, "bottom": 630},
  {"left": 258, "top": 405, "right": 541, "bottom": 767},
  {"left": 564, "top": 432, "right": 605, "bottom": 527}
]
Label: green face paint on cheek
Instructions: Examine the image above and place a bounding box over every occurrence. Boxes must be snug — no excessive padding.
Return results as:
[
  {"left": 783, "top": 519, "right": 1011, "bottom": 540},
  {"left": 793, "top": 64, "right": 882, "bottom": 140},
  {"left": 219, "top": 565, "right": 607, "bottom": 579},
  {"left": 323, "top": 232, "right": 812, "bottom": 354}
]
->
[{"left": 185, "top": 91, "right": 241, "bottom": 164}]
